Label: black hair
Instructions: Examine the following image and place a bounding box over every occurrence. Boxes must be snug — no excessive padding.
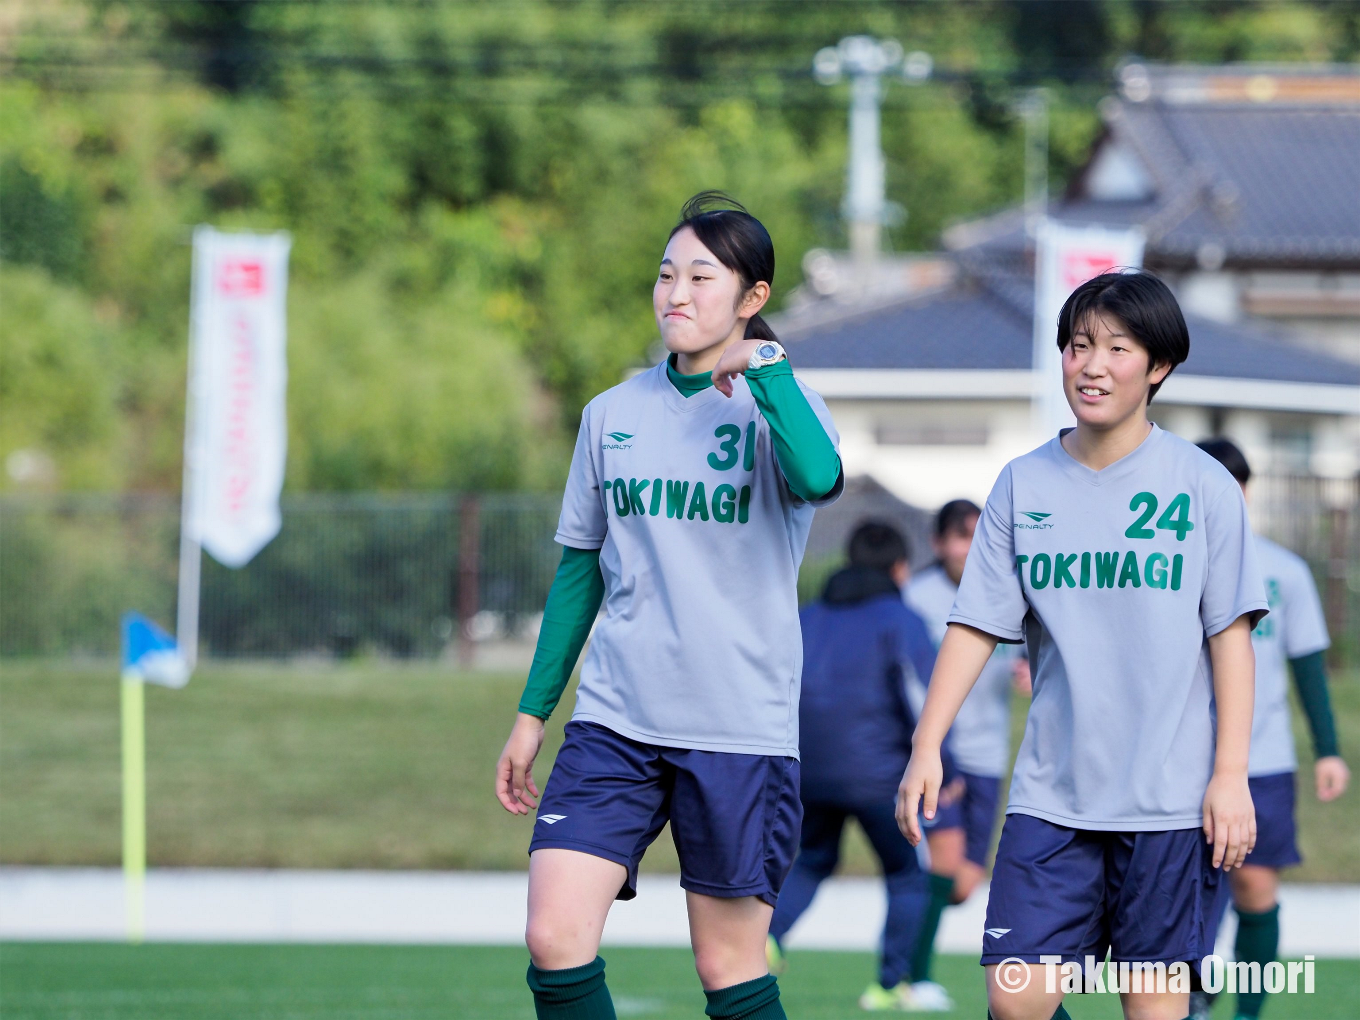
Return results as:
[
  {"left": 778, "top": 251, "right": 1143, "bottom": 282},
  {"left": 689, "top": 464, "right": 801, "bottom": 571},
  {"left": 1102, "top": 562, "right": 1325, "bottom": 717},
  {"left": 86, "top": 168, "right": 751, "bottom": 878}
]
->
[
  {"left": 1196, "top": 437, "right": 1252, "bottom": 485},
  {"left": 1055, "top": 270, "right": 1189, "bottom": 402},
  {"left": 935, "top": 498, "right": 982, "bottom": 537},
  {"left": 848, "top": 520, "right": 910, "bottom": 570},
  {"left": 670, "top": 191, "right": 779, "bottom": 343}
]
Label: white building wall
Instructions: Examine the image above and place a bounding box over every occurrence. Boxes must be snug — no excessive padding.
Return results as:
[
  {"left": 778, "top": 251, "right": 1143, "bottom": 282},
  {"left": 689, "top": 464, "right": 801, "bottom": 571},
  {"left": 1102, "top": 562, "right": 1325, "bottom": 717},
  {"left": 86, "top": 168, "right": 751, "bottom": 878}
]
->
[
  {"left": 826, "top": 395, "right": 1357, "bottom": 512},
  {"left": 826, "top": 398, "right": 1033, "bottom": 507}
]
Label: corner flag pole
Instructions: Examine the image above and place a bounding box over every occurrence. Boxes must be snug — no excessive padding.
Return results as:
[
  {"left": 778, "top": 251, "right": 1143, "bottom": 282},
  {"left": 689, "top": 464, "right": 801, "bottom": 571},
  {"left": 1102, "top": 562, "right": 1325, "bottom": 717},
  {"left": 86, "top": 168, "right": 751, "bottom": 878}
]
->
[
  {"left": 120, "top": 674, "right": 146, "bottom": 942},
  {"left": 118, "top": 233, "right": 206, "bottom": 944}
]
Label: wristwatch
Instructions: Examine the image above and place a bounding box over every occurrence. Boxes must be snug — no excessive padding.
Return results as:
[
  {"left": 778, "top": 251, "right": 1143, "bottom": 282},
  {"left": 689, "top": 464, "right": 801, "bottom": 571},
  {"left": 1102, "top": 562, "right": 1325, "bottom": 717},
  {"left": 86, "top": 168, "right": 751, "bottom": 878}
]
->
[{"left": 747, "top": 340, "right": 787, "bottom": 371}]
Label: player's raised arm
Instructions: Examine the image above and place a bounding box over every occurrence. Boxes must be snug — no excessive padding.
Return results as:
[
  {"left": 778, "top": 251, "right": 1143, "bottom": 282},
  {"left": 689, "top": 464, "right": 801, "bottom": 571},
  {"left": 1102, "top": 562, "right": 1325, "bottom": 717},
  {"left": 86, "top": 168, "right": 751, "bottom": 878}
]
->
[
  {"left": 896, "top": 623, "right": 998, "bottom": 844},
  {"left": 711, "top": 339, "right": 842, "bottom": 504}
]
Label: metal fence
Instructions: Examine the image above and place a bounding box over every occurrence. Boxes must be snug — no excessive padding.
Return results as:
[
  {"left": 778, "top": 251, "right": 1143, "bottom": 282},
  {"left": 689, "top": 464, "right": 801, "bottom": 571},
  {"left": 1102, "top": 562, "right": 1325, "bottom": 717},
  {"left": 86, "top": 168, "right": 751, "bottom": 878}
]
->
[
  {"left": 1249, "top": 474, "right": 1359, "bottom": 665},
  {"left": 0, "top": 493, "right": 561, "bottom": 660},
  {"left": 2, "top": 477, "right": 1356, "bottom": 664}
]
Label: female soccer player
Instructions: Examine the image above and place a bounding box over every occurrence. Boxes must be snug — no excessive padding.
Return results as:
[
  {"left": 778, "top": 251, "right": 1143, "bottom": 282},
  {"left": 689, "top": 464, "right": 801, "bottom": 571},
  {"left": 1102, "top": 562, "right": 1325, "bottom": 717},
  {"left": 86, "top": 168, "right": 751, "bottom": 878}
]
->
[
  {"left": 495, "top": 192, "right": 842, "bottom": 1020},
  {"left": 897, "top": 270, "right": 1267, "bottom": 1020}
]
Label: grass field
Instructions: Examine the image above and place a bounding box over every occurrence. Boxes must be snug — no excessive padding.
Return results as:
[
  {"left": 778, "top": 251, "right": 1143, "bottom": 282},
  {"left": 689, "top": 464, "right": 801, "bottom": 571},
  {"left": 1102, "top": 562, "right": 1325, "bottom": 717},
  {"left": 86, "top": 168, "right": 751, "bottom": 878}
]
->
[
  {"left": 2, "top": 659, "right": 1358, "bottom": 878},
  {"left": 2, "top": 944, "right": 1358, "bottom": 1020}
]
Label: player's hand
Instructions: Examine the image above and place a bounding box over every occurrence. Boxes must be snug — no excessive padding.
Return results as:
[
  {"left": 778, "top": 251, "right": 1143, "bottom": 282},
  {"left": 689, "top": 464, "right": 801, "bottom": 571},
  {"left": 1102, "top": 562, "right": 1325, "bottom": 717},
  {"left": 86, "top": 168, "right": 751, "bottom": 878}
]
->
[
  {"left": 1315, "top": 756, "right": 1350, "bottom": 802},
  {"left": 1202, "top": 770, "right": 1256, "bottom": 870},
  {"left": 895, "top": 747, "right": 943, "bottom": 846},
  {"left": 711, "top": 336, "right": 763, "bottom": 397},
  {"left": 495, "top": 712, "right": 546, "bottom": 815}
]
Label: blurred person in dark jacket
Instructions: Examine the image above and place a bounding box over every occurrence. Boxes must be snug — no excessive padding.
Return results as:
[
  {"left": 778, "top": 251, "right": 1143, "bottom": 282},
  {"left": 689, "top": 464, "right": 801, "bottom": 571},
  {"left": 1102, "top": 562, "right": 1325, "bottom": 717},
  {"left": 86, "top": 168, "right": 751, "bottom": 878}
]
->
[{"left": 767, "top": 521, "right": 957, "bottom": 1012}]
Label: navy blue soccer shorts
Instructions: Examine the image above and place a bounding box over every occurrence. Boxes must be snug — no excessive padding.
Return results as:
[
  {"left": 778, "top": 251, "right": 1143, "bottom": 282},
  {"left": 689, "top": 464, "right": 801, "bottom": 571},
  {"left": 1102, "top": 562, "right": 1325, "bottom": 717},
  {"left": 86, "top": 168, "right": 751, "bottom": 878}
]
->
[
  {"left": 529, "top": 721, "right": 802, "bottom": 906},
  {"left": 1243, "top": 771, "right": 1302, "bottom": 869},
  {"left": 920, "top": 770, "right": 1001, "bottom": 867},
  {"left": 980, "top": 813, "right": 1223, "bottom": 967}
]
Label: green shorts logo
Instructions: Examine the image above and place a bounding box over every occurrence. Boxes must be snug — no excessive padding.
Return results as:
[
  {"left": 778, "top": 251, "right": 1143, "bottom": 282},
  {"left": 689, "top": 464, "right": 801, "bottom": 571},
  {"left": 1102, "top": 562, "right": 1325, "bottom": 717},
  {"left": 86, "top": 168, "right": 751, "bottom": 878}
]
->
[{"left": 602, "top": 431, "right": 635, "bottom": 450}]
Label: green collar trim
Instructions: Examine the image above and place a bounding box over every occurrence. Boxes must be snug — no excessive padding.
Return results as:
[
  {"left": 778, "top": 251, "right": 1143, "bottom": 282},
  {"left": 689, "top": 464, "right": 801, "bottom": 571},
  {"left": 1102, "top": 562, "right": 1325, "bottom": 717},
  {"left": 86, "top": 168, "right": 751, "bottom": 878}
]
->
[{"left": 666, "top": 354, "right": 713, "bottom": 398}]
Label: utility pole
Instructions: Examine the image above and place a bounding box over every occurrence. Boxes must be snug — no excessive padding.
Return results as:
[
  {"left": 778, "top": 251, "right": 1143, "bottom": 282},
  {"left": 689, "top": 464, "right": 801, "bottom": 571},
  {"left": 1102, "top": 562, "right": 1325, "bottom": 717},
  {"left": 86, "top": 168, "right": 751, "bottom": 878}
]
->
[{"left": 815, "top": 38, "right": 931, "bottom": 267}]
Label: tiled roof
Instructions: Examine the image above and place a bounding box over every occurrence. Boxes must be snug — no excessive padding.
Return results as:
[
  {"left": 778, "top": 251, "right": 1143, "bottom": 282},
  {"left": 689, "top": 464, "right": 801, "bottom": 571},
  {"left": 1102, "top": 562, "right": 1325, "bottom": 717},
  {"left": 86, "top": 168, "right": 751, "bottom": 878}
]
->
[
  {"left": 1115, "top": 103, "right": 1360, "bottom": 264},
  {"left": 946, "top": 66, "right": 1360, "bottom": 268},
  {"left": 778, "top": 268, "right": 1360, "bottom": 386}
]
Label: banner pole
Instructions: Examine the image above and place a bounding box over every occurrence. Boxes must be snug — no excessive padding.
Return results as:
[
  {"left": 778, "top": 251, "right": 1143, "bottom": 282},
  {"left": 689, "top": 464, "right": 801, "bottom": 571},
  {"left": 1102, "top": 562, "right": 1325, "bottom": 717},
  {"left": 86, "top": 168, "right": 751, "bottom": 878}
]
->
[
  {"left": 177, "top": 228, "right": 205, "bottom": 670},
  {"left": 120, "top": 675, "right": 146, "bottom": 943}
]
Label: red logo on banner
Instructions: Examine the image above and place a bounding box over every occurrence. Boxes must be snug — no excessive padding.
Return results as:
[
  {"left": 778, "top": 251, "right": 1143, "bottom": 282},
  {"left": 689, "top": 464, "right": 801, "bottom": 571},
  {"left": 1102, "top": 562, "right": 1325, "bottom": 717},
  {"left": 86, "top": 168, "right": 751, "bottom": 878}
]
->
[
  {"left": 1061, "top": 251, "right": 1121, "bottom": 290},
  {"left": 217, "top": 260, "right": 265, "bottom": 297}
]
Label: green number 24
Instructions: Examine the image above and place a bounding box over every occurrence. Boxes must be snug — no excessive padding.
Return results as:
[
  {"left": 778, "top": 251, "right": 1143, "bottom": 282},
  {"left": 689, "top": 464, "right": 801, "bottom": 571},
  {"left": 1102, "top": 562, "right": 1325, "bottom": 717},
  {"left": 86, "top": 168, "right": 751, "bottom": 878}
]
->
[{"left": 1126, "top": 491, "right": 1195, "bottom": 541}]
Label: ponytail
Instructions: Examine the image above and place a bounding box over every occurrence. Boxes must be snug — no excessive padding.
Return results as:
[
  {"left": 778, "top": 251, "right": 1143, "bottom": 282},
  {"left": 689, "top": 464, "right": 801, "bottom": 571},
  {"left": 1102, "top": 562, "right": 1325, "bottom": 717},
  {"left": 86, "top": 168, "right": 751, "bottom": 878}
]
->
[{"left": 745, "top": 312, "right": 779, "bottom": 344}]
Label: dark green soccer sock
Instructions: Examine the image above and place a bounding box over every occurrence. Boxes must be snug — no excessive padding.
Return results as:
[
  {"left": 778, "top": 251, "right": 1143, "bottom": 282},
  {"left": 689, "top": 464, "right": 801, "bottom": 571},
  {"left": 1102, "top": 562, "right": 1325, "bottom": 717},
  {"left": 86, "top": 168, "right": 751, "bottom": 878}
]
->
[
  {"left": 1234, "top": 904, "right": 1280, "bottom": 1018},
  {"left": 985, "top": 1007, "right": 1069, "bottom": 1020},
  {"left": 526, "top": 957, "right": 616, "bottom": 1020},
  {"left": 703, "top": 974, "right": 786, "bottom": 1020},
  {"left": 910, "top": 873, "right": 955, "bottom": 982}
]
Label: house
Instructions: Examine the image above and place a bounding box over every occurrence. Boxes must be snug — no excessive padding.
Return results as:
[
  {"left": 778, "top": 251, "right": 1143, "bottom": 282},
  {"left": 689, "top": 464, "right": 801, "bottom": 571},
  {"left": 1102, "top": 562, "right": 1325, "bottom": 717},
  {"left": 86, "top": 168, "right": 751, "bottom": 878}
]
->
[{"left": 774, "top": 63, "right": 1360, "bottom": 509}]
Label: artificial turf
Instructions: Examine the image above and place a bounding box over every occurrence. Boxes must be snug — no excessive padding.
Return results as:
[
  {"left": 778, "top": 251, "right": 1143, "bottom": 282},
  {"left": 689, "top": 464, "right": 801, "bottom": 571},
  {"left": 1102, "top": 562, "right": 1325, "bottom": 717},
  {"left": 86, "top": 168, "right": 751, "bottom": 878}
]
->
[{"left": 2, "top": 944, "right": 1357, "bottom": 1020}]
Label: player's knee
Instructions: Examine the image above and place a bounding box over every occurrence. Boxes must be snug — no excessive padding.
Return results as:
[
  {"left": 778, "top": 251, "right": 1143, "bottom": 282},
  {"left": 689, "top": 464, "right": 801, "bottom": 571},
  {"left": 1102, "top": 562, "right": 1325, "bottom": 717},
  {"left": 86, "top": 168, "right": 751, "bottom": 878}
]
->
[
  {"left": 953, "top": 862, "right": 984, "bottom": 903},
  {"left": 692, "top": 941, "right": 752, "bottom": 989},
  {"left": 524, "top": 914, "right": 586, "bottom": 968},
  {"left": 1231, "top": 866, "right": 1278, "bottom": 913}
]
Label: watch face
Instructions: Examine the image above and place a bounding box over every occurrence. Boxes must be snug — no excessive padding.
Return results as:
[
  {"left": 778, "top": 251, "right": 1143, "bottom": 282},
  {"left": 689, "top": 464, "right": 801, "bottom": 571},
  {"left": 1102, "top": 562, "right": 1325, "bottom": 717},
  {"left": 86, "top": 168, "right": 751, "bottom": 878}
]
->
[{"left": 757, "top": 343, "right": 778, "bottom": 361}]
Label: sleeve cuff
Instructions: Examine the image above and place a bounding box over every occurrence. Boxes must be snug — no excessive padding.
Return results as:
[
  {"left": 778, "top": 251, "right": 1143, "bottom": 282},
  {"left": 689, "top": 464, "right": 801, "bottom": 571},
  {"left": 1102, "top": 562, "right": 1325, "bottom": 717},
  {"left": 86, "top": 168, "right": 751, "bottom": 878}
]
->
[
  {"left": 944, "top": 613, "right": 1025, "bottom": 644},
  {"left": 747, "top": 358, "right": 794, "bottom": 380},
  {"left": 555, "top": 532, "right": 605, "bottom": 550},
  {"left": 1203, "top": 602, "right": 1270, "bottom": 637}
]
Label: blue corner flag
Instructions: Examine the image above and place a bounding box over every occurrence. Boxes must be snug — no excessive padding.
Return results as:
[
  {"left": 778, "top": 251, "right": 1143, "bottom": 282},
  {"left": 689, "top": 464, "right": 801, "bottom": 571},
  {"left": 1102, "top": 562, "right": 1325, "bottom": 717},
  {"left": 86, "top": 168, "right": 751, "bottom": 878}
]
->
[{"left": 121, "top": 612, "right": 190, "bottom": 688}]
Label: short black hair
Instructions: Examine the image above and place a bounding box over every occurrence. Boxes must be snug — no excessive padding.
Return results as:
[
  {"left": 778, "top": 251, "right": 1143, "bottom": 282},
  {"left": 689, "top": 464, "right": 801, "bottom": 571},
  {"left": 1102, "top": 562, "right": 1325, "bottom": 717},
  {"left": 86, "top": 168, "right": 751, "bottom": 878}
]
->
[
  {"left": 848, "top": 520, "right": 910, "bottom": 570},
  {"left": 1196, "top": 437, "right": 1252, "bottom": 485},
  {"left": 936, "top": 499, "right": 981, "bottom": 537},
  {"left": 1056, "top": 270, "right": 1189, "bottom": 402}
]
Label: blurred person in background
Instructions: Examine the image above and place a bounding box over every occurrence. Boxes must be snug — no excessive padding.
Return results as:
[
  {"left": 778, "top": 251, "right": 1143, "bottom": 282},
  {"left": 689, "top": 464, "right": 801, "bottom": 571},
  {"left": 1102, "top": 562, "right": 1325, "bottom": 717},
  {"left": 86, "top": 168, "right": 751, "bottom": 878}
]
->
[
  {"left": 1191, "top": 438, "right": 1350, "bottom": 1020},
  {"left": 903, "top": 499, "right": 1030, "bottom": 1003},
  {"left": 767, "top": 521, "right": 958, "bottom": 1012}
]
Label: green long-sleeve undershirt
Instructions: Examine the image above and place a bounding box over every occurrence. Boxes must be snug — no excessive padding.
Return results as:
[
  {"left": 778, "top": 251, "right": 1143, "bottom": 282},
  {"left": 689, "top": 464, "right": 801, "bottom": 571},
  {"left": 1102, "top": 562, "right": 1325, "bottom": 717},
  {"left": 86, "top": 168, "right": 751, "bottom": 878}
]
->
[
  {"left": 518, "top": 546, "right": 605, "bottom": 720},
  {"left": 516, "top": 356, "right": 841, "bottom": 721},
  {"left": 1291, "top": 650, "right": 1340, "bottom": 759},
  {"left": 668, "top": 355, "right": 842, "bottom": 503}
]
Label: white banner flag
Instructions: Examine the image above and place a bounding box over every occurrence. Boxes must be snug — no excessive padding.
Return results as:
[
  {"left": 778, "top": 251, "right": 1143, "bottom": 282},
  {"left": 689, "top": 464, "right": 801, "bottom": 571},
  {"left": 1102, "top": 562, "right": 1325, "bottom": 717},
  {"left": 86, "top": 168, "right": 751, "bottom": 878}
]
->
[
  {"left": 1032, "top": 220, "right": 1145, "bottom": 440},
  {"left": 185, "top": 227, "right": 291, "bottom": 568}
]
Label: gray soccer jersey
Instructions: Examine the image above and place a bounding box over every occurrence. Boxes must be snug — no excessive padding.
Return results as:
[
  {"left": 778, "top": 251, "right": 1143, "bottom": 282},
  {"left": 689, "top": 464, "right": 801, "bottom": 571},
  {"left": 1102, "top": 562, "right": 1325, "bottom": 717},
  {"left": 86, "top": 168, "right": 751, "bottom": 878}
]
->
[
  {"left": 906, "top": 564, "right": 1017, "bottom": 778},
  {"left": 1248, "top": 535, "right": 1330, "bottom": 777},
  {"left": 555, "top": 362, "right": 841, "bottom": 757},
  {"left": 948, "top": 426, "right": 1268, "bottom": 831}
]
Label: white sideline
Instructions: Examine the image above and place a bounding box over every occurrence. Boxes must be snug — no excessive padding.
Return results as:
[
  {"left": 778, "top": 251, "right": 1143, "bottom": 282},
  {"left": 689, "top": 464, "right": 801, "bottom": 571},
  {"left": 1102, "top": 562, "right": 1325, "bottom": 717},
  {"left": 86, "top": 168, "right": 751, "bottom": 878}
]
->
[{"left": 1, "top": 868, "right": 1356, "bottom": 957}]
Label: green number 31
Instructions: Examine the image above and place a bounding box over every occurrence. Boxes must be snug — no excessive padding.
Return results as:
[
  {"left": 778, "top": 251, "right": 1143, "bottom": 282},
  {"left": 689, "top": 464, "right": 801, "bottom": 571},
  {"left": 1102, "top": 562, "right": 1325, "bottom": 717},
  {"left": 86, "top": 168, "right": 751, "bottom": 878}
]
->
[
  {"left": 1126, "top": 491, "right": 1195, "bottom": 541},
  {"left": 708, "top": 423, "right": 757, "bottom": 471}
]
